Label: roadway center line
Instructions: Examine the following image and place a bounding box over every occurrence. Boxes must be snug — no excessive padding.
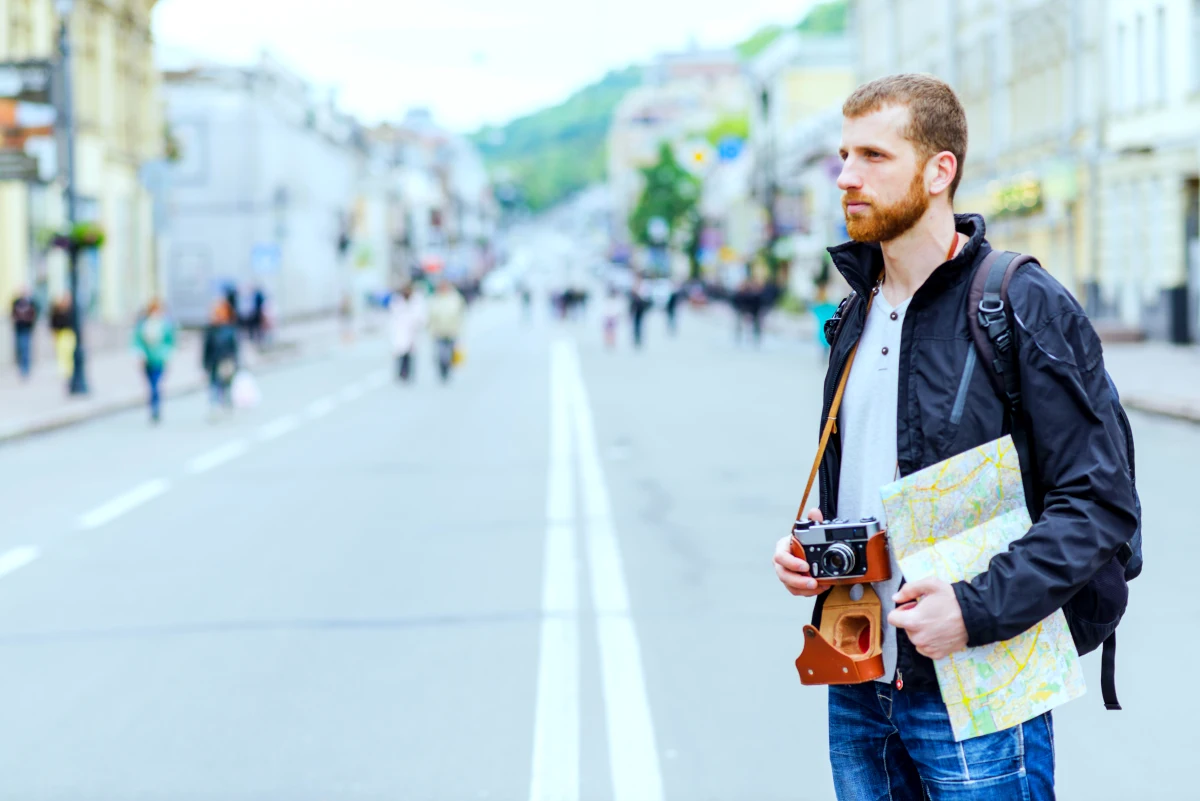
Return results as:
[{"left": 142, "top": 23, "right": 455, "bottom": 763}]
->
[
  {"left": 564, "top": 342, "right": 664, "bottom": 801},
  {"left": 338, "top": 383, "right": 367, "bottom": 403},
  {"left": 0, "top": 546, "right": 39, "bottom": 578},
  {"left": 306, "top": 396, "right": 338, "bottom": 419},
  {"left": 186, "top": 439, "right": 250, "bottom": 474},
  {"left": 528, "top": 341, "right": 580, "bottom": 801},
  {"left": 257, "top": 414, "right": 302, "bottom": 442},
  {"left": 77, "top": 479, "right": 171, "bottom": 531}
]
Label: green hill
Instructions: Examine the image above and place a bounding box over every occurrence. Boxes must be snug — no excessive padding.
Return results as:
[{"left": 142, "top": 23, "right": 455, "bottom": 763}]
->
[
  {"left": 473, "top": 1, "right": 847, "bottom": 212},
  {"left": 472, "top": 66, "right": 642, "bottom": 212}
]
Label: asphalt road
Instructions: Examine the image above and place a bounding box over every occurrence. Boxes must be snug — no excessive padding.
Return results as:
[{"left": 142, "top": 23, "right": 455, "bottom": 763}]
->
[{"left": 0, "top": 298, "right": 1192, "bottom": 800}]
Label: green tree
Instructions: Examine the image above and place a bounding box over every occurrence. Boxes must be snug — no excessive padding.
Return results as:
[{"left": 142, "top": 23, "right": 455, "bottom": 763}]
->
[{"left": 627, "top": 142, "right": 701, "bottom": 248}]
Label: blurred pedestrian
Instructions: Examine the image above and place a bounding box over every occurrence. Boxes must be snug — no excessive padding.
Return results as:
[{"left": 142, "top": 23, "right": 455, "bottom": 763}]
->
[
  {"left": 629, "top": 279, "right": 651, "bottom": 349},
  {"left": 133, "top": 299, "right": 177, "bottom": 424},
  {"left": 202, "top": 300, "right": 239, "bottom": 419},
  {"left": 10, "top": 286, "right": 38, "bottom": 380},
  {"left": 389, "top": 284, "right": 426, "bottom": 383},
  {"left": 519, "top": 282, "right": 532, "bottom": 322},
  {"left": 747, "top": 278, "right": 766, "bottom": 346},
  {"left": 427, "top": 278, "right": 466, "bottom": 382},
  {"left": 602, "top": 286, "right": 623, "bottom": 349},
  {"left": 247, "top": 286, "right": 267, "bottom": 345},
  {"left": 665, "top": 285, "right": 681, "bottom": 336},
  {"left": 49, "top": 294, "right": 75, "bottom": 382}
]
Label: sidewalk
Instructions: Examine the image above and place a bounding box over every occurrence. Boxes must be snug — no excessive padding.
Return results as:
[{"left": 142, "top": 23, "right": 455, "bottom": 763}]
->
[
  {"left": 755, "top": 305, "right": 1200, "bottom": 424},
  {"left": 0, "top": 316, "right": 360, "bottom": 444}
]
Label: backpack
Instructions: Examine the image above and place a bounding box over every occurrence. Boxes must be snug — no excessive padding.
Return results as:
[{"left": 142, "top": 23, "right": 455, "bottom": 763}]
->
[{"left": 968, "top": 250, "right": 1144, "bottom": 711}]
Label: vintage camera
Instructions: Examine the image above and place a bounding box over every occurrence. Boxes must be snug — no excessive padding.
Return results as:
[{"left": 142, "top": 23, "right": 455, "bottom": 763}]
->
[{"left": 790, "top": 516, "right": 890, "bottom": 584}]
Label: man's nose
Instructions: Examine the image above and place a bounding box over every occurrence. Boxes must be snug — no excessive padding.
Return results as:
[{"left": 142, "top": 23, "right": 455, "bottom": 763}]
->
[{"left": 836, "top": 161, "right": 861, "bottom": 192}]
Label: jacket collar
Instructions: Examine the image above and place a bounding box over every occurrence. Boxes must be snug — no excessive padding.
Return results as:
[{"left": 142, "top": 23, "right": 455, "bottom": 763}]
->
[{"left": 826, "top": 213, "right": 989, "bottom": 299}]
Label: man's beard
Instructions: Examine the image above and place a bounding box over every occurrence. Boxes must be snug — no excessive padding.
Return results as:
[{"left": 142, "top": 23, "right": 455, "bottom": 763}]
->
[{"left": 842, "top": 171, "right": 929, "bottom": 243}]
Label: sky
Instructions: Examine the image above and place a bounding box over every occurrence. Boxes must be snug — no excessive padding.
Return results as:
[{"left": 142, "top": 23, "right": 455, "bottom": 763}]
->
[{"left": 153, "top": 0, "right": 821, "bottom": 133}]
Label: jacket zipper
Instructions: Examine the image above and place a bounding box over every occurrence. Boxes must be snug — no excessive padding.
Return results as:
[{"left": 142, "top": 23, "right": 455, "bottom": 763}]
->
[{"left": 949, "top": 346, "right": 978, "bottom": 425}]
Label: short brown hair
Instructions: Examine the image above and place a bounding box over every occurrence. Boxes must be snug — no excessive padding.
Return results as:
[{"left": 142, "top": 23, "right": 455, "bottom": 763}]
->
[{"left": 843, "top": 74, "right": 968, "bottom": 199}]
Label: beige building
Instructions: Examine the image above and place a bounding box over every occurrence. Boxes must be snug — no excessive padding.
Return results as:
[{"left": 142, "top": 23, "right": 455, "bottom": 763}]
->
[
  {"left": 852, "top": 0, "right": 1106, "bottom": 305},
  {"left": 0, "top": 0, "right": 162, "bottom": 361},
  {"left": 748, "top": 31, "right": 855, "bottom": 293}
]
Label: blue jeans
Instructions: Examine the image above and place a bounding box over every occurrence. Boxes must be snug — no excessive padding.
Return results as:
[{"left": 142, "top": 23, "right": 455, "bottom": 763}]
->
[
  {"left": 829, "top": 684, "right": 1055, "bottom": 800},
  {"left": 14, "top": 329, "right": 32, "bottom": 377},
  {"left": 145, "top": 363, "right": 164, "bottom": 419}
]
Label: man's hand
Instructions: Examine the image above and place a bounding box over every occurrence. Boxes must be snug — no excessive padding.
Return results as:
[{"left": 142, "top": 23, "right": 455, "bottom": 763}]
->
[
  {"left": 887, "top": 579, "right": 968, "bottom": 660},
  {"left": 773, "top": 509, "right": 825, "bottom": 598}
]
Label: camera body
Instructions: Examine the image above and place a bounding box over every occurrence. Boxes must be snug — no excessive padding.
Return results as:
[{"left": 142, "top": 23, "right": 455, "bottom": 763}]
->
[{"left": 791, "top": 516, "right": 891, "bottom": 585}]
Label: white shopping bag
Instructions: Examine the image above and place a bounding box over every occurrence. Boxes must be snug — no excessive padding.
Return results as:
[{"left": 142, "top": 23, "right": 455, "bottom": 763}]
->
[{"left": 231, "top": 370, "right": 261, "bottom": 409}]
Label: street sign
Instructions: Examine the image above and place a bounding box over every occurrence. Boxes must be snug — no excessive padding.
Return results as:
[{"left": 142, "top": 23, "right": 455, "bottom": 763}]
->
[
  {"left": 717, "top": 136, "right": 743, "bottom": 162},
  {"left": 0, "top": 151, "right": 39, "bottom": 182},
  {"left": 0, "top": 60, "right": 54, "bottom": 103}
]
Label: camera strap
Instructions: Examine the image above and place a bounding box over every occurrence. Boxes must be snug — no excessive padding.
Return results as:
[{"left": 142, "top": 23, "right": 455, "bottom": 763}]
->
[{"left": 796, "top": 287, "right": 877, "bottom": 520}]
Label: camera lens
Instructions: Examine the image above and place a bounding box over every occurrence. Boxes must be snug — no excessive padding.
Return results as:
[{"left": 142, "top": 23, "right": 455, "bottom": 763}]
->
[{"left": 821, "top": 542, "right": 856, "bottom": 576}]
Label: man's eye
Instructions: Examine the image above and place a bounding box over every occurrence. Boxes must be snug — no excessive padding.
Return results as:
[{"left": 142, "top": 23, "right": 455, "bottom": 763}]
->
[{"left": 866, "top": 151, "right": 882, "bottom": 159}]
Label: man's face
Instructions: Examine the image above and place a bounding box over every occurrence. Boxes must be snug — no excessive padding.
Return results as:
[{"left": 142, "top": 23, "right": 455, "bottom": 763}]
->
[{"left": 837, "top": 104, "right": 931, "bottom": 243}]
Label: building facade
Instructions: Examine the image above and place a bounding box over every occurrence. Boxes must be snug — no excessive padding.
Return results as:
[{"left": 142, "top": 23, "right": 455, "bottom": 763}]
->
[
  {"left": 161, "top": 55, "right": 365, "bottom": 325},
  {"left": 1099, "top": 0, "right": 1200, "bottom": 342},
  {"left": 852, "top": 0, "right": 1199, "bottom": 341},
  {"left": 0, "top": 0, "right": 162, "bottom": 362}
]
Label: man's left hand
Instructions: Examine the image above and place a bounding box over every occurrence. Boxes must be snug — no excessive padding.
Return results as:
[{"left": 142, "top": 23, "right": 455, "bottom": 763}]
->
[{"left": 887, "top": 579, "right": 968, "bottom": 660}]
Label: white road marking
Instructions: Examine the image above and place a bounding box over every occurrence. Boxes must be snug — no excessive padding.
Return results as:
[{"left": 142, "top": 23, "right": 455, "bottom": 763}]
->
[
  {"left": 338, "top": 383, "right": 366, "bottom": 403},
  {"left": 528, "top": 341, "right": 580, "bottom": 801},
  {"left": 257, "top": 414, "right": 301, "bottom": 441},
  {"left": 186, "top": 440, "right": 250, "bottom": 474},
  {"left": 564, "top": 343, "right": 664, "bottom": 801},
  {"left": 78, "top": 479, "right": 171, "bottom": 531},
  {"left": 306, "top": 397, "right": 337, "bottom": 419},
  {"left": 0, "top": 546, "right": 39, "bottom": 578}
]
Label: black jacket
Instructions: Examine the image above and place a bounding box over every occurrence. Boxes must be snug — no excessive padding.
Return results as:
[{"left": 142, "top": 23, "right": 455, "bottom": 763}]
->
[
  {"left": 202, "top": 323, "right": 239, "bottom": 379},
  {"left": 814, "top": 214, "right": 1138, "bottom": 692}
]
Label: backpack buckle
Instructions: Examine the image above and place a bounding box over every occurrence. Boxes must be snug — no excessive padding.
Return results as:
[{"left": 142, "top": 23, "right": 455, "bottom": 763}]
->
[{"left": 978, "top": 298, "right": 1005, "bottom": 316}]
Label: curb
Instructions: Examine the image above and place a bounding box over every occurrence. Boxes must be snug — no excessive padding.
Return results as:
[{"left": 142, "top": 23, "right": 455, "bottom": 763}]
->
[
  {"left": 1120, "top": 394, "right": 1200, "bottom": 425},
  {"left": 0, "top": 338, "right": 337, "bottom": 446}
]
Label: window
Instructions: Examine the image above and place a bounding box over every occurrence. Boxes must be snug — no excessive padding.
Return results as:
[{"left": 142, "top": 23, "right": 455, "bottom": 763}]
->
[
  {"left": 1136, "top": 14, "right": 1146, "bottom": 108},
  {"left": 1193, "top": 0, "right": 1200, "bottom": 91},
  {"left": 1157, "top": 6, "right": 1168, "bottom": 105},
  {"left": 1117, "top": 23, "right": 1127, "bottom": 111}
]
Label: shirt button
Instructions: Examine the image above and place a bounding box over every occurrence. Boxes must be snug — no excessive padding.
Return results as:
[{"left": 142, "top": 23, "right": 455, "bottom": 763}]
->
[
  {"left": 890, "top": 311, "right": 898, "bottom": 321},
  {"left": 881, "top": 346, "right": 889, "bottom": 355}
]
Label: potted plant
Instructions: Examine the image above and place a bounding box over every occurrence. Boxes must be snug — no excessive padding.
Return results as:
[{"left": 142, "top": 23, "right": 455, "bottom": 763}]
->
[{"left": 51, "top": 222, "right": 106, "bottom": 252}]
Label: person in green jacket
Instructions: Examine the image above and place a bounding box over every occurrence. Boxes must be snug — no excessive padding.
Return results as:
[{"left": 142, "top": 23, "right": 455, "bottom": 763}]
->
[{"left": 132, "top": 299, "right": 176, "bottom": 424}]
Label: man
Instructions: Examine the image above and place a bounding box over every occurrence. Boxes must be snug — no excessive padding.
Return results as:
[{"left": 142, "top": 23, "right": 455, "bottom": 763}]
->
[
  {"left": 771, "top": 74, "right": 1137, "bottom": 799},
  {"left": 427, "top": 279, "right": 466, "bottom": 382},
  {"left": 629, "top": 278, "right": 651, "bottom": 349},
  {"left": 10, "top": 287, "right": 38, "bottom": 379}
]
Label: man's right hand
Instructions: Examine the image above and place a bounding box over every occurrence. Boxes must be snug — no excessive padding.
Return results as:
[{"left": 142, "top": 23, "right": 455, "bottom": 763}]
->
[{"left": 774, "top": 508, "right": 826, "bottom": 597}]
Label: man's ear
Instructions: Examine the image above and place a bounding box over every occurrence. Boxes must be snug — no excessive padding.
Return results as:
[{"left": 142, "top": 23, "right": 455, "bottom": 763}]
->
[{"left": 928, "top": 151, "right": 958, "bottom": 198}]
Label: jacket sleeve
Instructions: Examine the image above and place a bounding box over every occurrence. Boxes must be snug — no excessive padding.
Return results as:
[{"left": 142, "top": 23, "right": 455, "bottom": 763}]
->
[{"left": 952, "top": 268, "right": 1139, "bottom": 646}]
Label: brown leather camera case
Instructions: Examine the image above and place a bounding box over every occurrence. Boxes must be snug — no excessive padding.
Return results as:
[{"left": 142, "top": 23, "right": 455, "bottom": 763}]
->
[
  {"left": 795, "top": 584, "right": 885, "bottom": 685},
  {"left": 790, "top": 530, "right": 891, "bottom": 587}
]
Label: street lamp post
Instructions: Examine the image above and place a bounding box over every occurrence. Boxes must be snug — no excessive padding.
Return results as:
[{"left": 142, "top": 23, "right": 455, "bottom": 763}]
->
[{"left": 56, "top": 0, "right": 87, "bottom": 395}]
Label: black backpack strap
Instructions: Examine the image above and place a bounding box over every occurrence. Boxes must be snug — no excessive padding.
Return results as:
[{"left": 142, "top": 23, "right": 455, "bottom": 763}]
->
[
  {"left": 968, "top": 250, "right": 1024, "bottom": 408},
  {"left": 1102, "top": 632, "right": 1121, "bottom": 710},
  {"left": 969, "top": 250, "right": 1040, "bottom": 514}
]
